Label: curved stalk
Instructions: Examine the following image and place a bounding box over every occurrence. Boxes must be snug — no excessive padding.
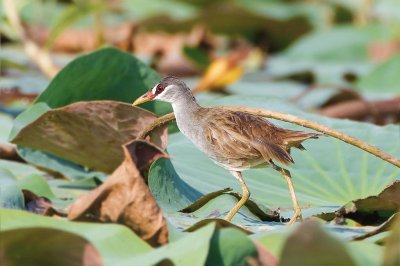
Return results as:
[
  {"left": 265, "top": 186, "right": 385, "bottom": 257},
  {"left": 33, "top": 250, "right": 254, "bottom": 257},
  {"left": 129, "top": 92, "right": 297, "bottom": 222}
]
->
[{"left": 137, "top": 107, "right": 400, "bottom": 168}]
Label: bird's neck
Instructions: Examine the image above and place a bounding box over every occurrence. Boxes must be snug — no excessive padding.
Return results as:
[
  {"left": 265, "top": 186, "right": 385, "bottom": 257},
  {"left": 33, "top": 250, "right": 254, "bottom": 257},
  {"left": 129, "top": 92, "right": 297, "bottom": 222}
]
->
[
  {"left": 171, "top": 93, "right": 202, "bottom": 133},
  {"left": 170, "top": 89, "right": 206, "bottom": 143},
  {"left": 171, "top": 93, "right": 201, "bottom": 115}
]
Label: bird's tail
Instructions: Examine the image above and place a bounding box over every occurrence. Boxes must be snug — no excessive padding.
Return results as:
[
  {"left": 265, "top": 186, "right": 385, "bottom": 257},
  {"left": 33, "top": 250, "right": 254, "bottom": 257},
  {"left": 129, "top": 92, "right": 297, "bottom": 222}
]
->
[{"left": 283, "top": 131, "right": 321, "bottom": 151}]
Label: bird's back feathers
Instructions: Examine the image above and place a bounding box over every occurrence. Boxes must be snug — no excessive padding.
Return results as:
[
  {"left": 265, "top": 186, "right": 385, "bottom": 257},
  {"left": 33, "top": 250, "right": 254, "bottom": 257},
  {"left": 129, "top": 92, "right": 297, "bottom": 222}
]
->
[{"left": 198, "top": 108, "right": 320, "bottom": 168}]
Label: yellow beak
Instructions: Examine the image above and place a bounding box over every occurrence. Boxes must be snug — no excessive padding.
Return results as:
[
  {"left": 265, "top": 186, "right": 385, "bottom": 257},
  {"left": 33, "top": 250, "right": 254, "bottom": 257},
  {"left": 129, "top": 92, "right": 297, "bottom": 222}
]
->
[{"left": 132, "top": 90, "right": 155, "bottom": 106}]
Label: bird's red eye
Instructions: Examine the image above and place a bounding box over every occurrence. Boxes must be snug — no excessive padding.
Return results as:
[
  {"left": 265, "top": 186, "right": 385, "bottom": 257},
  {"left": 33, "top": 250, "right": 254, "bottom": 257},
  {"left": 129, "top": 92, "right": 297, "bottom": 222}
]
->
[{"left": 156, "top": 84, "right": 164, "bottom": 94}]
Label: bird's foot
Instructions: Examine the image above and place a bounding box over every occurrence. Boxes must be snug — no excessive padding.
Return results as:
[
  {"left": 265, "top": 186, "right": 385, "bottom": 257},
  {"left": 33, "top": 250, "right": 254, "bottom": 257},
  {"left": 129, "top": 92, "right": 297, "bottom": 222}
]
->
[{"left": 287, "top": 209, "right": 303, "bottom": 225}]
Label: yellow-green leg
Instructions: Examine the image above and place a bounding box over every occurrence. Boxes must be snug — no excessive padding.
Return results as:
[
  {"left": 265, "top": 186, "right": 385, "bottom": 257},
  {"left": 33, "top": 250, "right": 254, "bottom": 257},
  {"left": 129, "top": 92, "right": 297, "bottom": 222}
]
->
[
  {"left": 224, "top": 171, "right": 250, "bottom": 221},
  {"left": 270, "top": 161, "right": 302, "bottom": 225}
]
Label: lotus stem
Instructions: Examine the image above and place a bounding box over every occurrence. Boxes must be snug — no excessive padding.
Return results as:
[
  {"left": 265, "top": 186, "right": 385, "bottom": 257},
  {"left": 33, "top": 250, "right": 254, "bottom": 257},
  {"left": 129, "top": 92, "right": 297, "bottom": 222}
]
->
[{"left": 137, "top": 107, "right": 400, "bottom": 168}]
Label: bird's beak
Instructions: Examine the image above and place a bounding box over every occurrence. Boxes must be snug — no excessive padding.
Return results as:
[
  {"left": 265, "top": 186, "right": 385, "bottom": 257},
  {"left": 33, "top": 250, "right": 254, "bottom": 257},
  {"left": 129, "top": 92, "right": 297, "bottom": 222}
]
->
[{"left": 132, "top": 90, "right": 155, "bottom": 106}]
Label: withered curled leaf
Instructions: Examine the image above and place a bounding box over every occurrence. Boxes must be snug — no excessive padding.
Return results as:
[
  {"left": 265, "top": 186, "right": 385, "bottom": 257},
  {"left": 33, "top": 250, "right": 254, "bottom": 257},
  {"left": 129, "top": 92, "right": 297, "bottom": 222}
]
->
[
  {"left": 317, "top": 180, "right": 400, "bottom": 225},
  {"left": 11, "top": 101, "right": 168, "bottom": 173},
  {"left": 337, "top": 180, "right": 400, "bottom": 225},
  {"left": 68, "top": 140, "right": 169, "bottom": 247}
]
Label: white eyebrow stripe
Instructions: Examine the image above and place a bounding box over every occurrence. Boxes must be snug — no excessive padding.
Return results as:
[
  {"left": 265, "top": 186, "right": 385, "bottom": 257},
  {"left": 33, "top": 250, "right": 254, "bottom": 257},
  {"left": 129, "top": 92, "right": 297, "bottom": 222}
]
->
[{"left": 151, "top": 85, "right": 157, "bottom": 94}]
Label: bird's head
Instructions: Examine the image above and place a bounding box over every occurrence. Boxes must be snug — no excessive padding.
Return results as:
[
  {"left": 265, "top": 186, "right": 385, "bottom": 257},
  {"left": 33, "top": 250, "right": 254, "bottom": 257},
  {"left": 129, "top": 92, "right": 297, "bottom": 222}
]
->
[{"left": 132, "top": 76, "right": 191, "bottom": 106}]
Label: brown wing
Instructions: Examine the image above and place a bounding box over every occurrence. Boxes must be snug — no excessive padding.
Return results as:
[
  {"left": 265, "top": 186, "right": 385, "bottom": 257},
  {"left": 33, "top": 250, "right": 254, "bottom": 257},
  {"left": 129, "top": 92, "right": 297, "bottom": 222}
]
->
[
  {"left": 203, "top": 109, "right": 293, "bottom": 164},
  {"left": 199, "top": 109, "right": 302, "bottom": 165}
]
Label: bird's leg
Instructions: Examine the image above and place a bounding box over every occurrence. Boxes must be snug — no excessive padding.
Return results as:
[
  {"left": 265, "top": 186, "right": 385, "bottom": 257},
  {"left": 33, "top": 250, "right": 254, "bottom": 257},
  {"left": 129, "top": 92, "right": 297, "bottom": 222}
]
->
[
  {"left": 224, "top": 171, "right": 250, "bottom": 221},
  {"left": 270, "top": 161, "right": 302, "bottom": 225}
]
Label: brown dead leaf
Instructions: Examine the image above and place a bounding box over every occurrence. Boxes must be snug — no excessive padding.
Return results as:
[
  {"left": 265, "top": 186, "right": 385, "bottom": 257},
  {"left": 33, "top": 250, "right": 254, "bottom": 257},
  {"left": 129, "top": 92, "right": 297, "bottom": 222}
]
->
[
  {"left": 68, "top": 140, "right": 169, "bottom": 247},
  {"left": 11, "top": 101, "right": 167, "bottom": 173},
  {"left": 337, "top": 180, "right": 400, "bottom": 224},
  {"left": 318, "top": 181, "right": 400, "bottom": 225}
]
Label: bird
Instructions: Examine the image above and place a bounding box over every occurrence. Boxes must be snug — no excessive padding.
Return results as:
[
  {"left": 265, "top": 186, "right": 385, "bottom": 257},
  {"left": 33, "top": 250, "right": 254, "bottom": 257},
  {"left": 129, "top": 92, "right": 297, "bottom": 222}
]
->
[{"left": 133, "top": 76, "right": 320, "bottom": 224}]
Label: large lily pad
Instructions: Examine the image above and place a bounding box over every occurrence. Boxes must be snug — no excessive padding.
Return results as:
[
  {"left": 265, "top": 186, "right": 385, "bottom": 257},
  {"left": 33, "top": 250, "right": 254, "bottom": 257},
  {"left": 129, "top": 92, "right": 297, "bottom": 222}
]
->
[{"left": 10, "top": 101, "right": 167, "bottom": 173}]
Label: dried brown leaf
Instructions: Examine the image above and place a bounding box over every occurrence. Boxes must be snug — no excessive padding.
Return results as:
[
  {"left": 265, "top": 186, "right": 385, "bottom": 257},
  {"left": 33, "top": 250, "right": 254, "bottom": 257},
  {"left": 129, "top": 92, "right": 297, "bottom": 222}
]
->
[
  {"left": 317, "top": 181, "right": 400, "bottom": 225},
  {"left": 351, "top": 180, "right": 400, "bottom": 212},
  {"left": 337, "top": 180, "right": 400, "bottom": 225},
  {"left": 68, "top": 140, "right": 169, "bottom": 247},
  {"left": 11, "top": 101, "right": 167, "bottom": 173}
]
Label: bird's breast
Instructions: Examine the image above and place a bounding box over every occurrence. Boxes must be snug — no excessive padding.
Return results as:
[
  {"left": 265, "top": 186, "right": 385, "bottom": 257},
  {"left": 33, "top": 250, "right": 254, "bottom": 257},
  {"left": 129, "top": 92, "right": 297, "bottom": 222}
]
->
[
  {"left": 175, "top": 114, "right": 213, "bottom": 155},
  {"left": 175, "top": 114, "right": 203, "bottom": 143}
]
